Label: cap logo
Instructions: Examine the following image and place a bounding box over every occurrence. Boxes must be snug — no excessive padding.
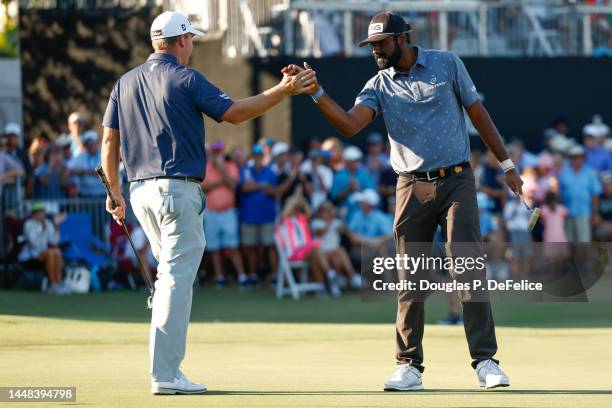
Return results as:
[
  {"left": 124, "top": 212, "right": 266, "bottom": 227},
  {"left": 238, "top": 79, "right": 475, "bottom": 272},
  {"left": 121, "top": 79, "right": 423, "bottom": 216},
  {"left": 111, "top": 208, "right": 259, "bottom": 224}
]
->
[
  {"left": 368, "top": 23, "right": 384, "bottom": 35},
  {"left": 151, "top": 29, "right": 162, "bottom": 37},
  {"left": 181, "top": 23, "right": 186, "bottom": 31}
]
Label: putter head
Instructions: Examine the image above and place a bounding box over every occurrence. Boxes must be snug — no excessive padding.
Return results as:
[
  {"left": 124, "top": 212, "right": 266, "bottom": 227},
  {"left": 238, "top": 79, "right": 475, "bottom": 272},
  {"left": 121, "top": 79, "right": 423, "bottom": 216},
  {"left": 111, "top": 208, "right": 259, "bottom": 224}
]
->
[{"left": 527, "top": 207, "right": 541, "bottom": 231}]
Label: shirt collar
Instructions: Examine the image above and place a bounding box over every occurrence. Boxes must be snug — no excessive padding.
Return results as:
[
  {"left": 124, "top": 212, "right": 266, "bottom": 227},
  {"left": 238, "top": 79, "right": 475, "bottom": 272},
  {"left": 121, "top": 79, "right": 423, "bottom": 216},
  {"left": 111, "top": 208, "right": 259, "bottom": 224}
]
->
[
  {"left": 147, "top": 53, "right": 180, "bottom": 64},
  {"left": 388, "top": 46, "right": 428, "bottom": 78}
]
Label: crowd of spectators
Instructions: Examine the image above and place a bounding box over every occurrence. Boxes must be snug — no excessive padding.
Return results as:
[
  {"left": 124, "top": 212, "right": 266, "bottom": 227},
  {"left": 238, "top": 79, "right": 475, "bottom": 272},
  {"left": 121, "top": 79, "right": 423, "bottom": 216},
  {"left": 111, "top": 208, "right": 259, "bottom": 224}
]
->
[{"left": 1, "top": 112, "right": 611, "bottom": 299}]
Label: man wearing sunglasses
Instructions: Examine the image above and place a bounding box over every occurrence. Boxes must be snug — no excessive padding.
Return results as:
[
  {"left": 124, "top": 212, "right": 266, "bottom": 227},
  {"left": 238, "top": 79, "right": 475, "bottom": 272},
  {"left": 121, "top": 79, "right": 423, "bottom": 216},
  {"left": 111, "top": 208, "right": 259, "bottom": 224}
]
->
[{"left": 284, "top": 11, "right": 522, "bottom": 391}]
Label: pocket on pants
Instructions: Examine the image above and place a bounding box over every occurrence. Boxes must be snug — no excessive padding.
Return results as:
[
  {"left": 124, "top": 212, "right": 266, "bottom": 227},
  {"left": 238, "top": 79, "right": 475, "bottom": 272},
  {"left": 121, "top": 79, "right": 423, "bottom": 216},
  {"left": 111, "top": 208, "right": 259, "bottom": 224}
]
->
[{"left": 198, "top": 189, "right": 207, "bottom": 215}]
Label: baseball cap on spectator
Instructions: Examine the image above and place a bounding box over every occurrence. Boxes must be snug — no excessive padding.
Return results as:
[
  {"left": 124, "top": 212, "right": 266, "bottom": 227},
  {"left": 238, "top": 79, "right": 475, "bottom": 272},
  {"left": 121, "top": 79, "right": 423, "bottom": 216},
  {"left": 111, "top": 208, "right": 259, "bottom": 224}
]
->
[
  {"left": 549, "top": 134, "right": 571, "bottom": 153},
  {"left": 4, "top": 122, "right": 21, "bottom": 136},
  {"left": 150, "top": 11, "right": 205, "bottom": 40},
  {"left": 68, "top": 112, "right": 84, "bottom": 124},
  {"left": 591, "top": 114, "right": 610, "bottom": 137},
  {"left": 210, "top": 140, "right": 224, "bottom": 152},
  {"left": 567, "top": 145, "right": 585, "bottom": 157},
  {"left": 358, "top": 12, "right": 412, "bottom": 47},
  {"left": 354, "top": 189, "right": 380, "bottom": 206},
  {"left": 262, "top": 137, "right": 275, "bottom": 147},
  {"left": 82, "top": 130, "right": 99, "bottom": 144},
  {"left": 252, "top": 144, "right": 264, "bottom": 155},
  {"left": 56, "top": 134, "right": 72, "bottom": 147},
  {"left": 582, "top": 123, "right": 606, "bottom": 138},
  {"left": 271, "top": 142, "right": 289, "bottom": 157},
  {"left": 367, "top": 132, "right": 383, "bottom": 144},
  {"left": 343, "top": 146, "right": 363, "bottom": 161},
  {"left": 30, "top": 202, "right": 46, "bottom": 213}
]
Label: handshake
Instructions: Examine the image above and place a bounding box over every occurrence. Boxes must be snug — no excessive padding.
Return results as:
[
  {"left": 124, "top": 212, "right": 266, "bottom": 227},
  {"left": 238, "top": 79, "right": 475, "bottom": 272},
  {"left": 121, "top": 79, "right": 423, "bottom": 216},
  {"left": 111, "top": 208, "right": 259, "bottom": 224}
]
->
[{"left": 278, "top": 62, "right": 321, "bottom": 97}]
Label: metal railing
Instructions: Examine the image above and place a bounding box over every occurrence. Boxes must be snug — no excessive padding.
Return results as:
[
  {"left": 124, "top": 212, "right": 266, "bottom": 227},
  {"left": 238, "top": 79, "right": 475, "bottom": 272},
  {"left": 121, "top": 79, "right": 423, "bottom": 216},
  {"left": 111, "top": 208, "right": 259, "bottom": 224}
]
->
[{"left": 1, "top": 193, "right": 110, "bottom": 260}]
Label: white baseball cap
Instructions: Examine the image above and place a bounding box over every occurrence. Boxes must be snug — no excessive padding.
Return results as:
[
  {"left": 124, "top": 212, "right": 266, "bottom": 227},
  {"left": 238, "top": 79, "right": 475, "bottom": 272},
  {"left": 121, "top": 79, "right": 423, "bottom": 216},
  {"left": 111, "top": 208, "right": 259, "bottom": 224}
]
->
[
  {"left": 567, "top": 144, "right": 585, "bottom": 157},
  {"left": 354, "top": 189, "right": 380, "bottom": 207},
  {"left": 4, "top": 122, "right": 21, "bottom": 135},
  {"left": 68, "top": 112, "right": 85, "bottom": 124},
  {"left": 582, "top": 123, "right": 607, "bottom": 138},
  {"left": 150, "top": 11, "right": 205, "bottom": 40},
  {"left": 342, "top": 145, "right": 363, "bottom": 161},
  {"left": 271, "top": 142, "right": 289, "bottom": 157}
]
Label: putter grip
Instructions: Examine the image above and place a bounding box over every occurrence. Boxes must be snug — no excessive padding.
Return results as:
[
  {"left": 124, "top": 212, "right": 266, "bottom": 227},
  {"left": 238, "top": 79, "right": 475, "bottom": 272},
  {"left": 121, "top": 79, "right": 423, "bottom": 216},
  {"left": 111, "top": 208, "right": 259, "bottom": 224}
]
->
[{"left": 95, "top": 166, "right": 119, "bottom": 209}]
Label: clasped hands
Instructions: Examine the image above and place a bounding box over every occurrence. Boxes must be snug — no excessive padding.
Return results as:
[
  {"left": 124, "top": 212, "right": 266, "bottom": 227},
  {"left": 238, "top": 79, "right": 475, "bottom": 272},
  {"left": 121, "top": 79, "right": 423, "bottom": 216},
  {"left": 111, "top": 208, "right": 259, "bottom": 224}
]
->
[{"left": 279, "top": 62, "right": 321, "bottom": 96}]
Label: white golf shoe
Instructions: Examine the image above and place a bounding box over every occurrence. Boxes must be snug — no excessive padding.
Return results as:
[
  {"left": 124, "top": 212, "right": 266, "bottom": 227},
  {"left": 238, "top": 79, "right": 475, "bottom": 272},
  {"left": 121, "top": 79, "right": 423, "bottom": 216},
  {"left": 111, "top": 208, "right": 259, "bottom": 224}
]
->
[
  {"left": 151, "top": 371, "right": 207, "bottom": 395},
  {"left": 383, "top": 364, "right": 423, "bottom": 391},
  {"left": 476, "top": 359, "right": 510, "bottom": 389}
]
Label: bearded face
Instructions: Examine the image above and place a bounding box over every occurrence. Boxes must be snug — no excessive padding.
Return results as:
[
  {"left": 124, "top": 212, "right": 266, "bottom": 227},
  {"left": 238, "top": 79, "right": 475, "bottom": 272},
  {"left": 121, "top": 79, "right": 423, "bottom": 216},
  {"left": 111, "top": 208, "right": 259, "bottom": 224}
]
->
[{"left": 373, "top": 37, "right": 402, "bottom": 70}]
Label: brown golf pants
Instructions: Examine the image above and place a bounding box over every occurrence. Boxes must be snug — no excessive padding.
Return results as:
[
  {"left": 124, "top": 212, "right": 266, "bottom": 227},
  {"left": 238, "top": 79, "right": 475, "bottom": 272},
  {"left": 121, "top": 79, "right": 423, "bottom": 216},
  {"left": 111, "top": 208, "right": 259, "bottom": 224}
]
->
[{"left": 393, "top": 167, "right": 498, "bottom": 372}]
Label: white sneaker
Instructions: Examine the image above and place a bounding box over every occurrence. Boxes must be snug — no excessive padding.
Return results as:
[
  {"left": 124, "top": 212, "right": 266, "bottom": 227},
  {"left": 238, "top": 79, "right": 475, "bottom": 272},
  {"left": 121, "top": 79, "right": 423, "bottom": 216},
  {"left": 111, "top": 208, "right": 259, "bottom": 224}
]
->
[
  {"left": 326, "top": 270, "right": 342, "bottom": 297},
  {"left": 383, "top": 364, "right": 423, "bottom": 391},
  {"left": 476, "top": 359, "right": 510, "bottom": 389},
  {"left": 57, "top": 282, "right": 72, "bottom": 295},
  {"left": 151, "top": 371, "right": 207, "bottom": 395},
  {"left": 46, "top": 283, "right": 60, "bottom": 295}
]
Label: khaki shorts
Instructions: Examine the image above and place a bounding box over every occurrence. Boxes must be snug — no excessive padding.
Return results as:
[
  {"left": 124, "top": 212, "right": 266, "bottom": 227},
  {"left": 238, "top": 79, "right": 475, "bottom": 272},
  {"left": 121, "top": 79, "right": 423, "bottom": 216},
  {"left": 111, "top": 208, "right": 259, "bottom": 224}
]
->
[{"left": 240, "top": 222, "right": 275, "bottom": 246}]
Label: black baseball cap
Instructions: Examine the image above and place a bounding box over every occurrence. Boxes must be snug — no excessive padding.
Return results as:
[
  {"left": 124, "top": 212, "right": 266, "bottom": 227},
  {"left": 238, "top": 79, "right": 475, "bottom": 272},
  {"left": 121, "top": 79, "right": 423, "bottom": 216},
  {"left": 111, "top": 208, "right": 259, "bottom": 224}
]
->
[{"left": 358, "top": 12, "right": 412, "bottom": 47}]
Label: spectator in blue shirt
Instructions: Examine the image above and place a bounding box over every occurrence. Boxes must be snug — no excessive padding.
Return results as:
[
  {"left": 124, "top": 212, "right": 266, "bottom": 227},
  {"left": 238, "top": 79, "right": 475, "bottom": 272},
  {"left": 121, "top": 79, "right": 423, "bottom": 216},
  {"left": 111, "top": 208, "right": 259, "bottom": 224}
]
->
[
  {"left": 347, "top": 189, "right": 393, "bottom": 245},
  {"left": 583, "top": 124, "right": 612, "bottom": 172},
  {"left": 330, "top": 146, "right": 375, "bottom": 221},
  {"left": 33, "top": 144, "right": 69, "bottom": 199},
  {"left": 559, "top": 145, "right": 603, "bottom": 242},
  {"left": 364, "top": 132, "right": 390, "bottom": 181},
  {"left": 239, "top": 144, "right": 279, "bottom": 283},
  {"left": 68, "top": 130, "right": 106, "bottom": 197}
]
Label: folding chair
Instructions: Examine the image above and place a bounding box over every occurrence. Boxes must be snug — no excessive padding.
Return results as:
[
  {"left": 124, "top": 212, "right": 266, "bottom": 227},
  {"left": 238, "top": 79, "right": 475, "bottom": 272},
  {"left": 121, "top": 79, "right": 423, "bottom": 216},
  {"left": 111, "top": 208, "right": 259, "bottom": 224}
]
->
[{"left": 274, "top": 235, "right": 324, "bottom": 300}]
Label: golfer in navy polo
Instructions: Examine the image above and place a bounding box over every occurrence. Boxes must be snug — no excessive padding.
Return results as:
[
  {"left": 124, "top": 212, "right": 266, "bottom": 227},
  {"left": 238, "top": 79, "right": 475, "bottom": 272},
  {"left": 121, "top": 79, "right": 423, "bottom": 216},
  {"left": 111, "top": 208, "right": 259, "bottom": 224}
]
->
[
  {"left": 284, "top": 12, "right": 523, "bottom": 391},
  {"left": 100, "top": 11, "right": 316, "bottom": 395}
]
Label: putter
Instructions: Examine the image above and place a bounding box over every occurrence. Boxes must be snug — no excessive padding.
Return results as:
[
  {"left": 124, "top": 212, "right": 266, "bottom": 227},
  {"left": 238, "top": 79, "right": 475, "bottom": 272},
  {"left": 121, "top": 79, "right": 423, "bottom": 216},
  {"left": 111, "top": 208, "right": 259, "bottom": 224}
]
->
[
  {"left": 519, "top": 193, "right": 541, "bottom": 232},
  {"left": 96, "top": 166, "right": 155, "bottom": 309}
]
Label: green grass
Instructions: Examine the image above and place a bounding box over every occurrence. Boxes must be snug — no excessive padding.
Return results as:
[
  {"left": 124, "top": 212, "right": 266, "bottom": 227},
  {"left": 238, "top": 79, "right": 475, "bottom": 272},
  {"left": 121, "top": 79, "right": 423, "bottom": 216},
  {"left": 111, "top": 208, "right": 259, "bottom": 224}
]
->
[{"left": 1, "top": 289, "right": 612, "bottom": 407}]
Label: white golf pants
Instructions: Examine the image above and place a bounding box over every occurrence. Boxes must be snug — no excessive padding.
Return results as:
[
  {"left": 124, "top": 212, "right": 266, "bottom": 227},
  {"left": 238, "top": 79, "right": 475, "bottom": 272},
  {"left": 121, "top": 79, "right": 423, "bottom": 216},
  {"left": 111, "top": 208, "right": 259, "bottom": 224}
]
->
[{"left": 130, "top": 178, "right": 206, "bottom": 382}]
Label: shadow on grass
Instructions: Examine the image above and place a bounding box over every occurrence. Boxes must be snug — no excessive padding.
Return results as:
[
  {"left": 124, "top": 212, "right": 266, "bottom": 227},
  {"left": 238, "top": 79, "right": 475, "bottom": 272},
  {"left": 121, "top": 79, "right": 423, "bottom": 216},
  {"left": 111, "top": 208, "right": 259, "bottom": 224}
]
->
[
  {"left": 198, "top": 389, "right": 612, "bottom": 396},
  {"left": 1, "top": 288, "right": 611, "bottom": 328}
]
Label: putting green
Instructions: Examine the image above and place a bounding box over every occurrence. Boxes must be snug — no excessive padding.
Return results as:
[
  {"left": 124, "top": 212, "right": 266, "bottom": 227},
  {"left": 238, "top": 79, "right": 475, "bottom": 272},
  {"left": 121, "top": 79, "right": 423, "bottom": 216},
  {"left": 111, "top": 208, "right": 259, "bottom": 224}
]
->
[{"left": 1, "top": 290, "right": 611, "bottom": 407}]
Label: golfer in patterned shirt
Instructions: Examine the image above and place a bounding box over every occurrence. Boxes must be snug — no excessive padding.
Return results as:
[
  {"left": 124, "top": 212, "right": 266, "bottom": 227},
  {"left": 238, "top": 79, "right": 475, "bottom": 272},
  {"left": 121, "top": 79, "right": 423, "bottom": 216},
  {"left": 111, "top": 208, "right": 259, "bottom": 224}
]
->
[
  {"left": 284, "top": 12, "right": 523, "bottom": 390},
  {"left": 101, "top": 11, "right": 316, "bottom": 395}
]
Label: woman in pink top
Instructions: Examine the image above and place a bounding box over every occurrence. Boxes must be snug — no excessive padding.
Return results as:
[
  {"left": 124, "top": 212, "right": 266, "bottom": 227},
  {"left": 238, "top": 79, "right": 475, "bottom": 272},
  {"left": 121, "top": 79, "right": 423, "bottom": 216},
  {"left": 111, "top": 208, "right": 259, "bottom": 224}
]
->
[
  {"left": 276, "top": 196, "right": 341, "bottom": 296},
  {"left": 540, "top": 191, "right": 569, "bottom": 259}
]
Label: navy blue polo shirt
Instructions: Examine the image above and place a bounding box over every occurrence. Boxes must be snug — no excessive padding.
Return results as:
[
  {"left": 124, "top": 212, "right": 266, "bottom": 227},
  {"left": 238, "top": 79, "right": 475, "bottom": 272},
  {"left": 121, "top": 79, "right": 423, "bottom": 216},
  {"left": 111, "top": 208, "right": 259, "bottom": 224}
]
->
[{"left": 102, "top": 53, "right": 234, "bottom": 181}]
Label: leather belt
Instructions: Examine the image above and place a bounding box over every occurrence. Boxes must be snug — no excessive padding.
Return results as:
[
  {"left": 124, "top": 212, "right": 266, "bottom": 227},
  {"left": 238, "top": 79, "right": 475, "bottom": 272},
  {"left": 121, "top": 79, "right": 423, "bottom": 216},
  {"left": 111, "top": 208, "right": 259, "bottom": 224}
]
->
[
  {"left": 137, "top": 176, "right": 203, "bottom": 184},
  {"left": 398, "top": 161, "right": 470, "bottom": 182}
]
